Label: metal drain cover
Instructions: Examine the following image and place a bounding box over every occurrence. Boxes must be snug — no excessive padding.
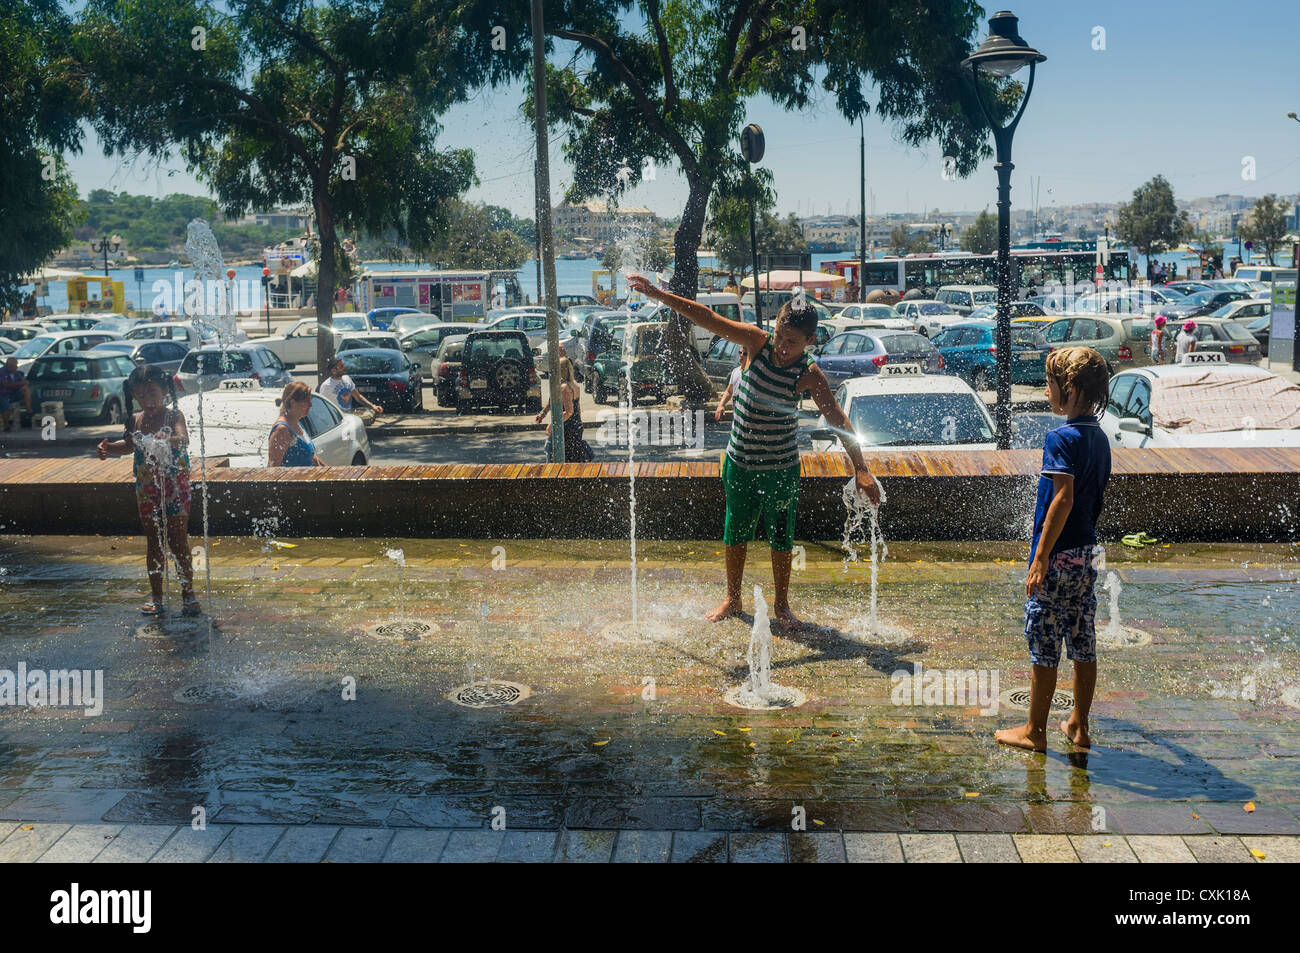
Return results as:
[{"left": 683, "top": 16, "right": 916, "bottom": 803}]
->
[
  {"left": 1097, "top": 625, "right": 1153, "bottom": 649},
  {"left": 366, "top": 618, "right": 439, "bottom": 641},
  {"left": 997, "top": 687, "right": 1075, "bottom": 713},
  {"left": 724, "top": 684, "right": 807, "bottom": 710},
  {"left": 448, "top": 680, "right": 532, "bottom": 708},
  {"left": 173, "top": 684, "right": 242, "bottom": 705}
]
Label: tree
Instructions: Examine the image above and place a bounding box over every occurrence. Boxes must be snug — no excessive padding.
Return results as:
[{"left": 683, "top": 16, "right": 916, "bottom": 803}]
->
[
  {"left": 419, "top": 200, "right": 531, "bottom": 270},
  {"left": 889, "top": 225, "right": 911, "bottom": 256},
  {"left": 537, "top": 0, "right": 1008, "bottom": 399},
  {"left": 0, "top": 0, "right": 84, "bottom": 311},
  {"left": 1240, "top": 194, "right": 1288, "bottom": 265},
  {"left": 961, "top": 209, "right": 997, "bottom": 254},
  {"left": 75, "top": 0, "right": 517, "bottom": 368},
  {"left": 1114, "top": 175, "right": 1192, "bottom": 261}
]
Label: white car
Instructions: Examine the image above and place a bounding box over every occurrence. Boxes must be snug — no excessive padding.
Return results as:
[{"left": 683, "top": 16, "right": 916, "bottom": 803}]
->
[
  {"left": 123, "top": 321, "right": 247, "bottom": 349},
  {"left": 0, "top": 322, "right": 48, "bottom": 343},
  {"left": 1100, "top": 353, "right": 1300, "bottom": 448},
  {"left": 832, "top": 303, "right": 911, "bottom": 329},
  {"left": 810, "top": 365, "right": 998, "bottom": 452},
  {"left": 894, "top": 300, "right": 964, "bottom": 337},
  {"left": 10, "top": 329, "right": 123, "bottom": 373},
  {"left": 177, "top": 381, "right": 371, "bottom": 467},
  {"left": 251, "top": 315, "right": 371, "bottom": 364}
]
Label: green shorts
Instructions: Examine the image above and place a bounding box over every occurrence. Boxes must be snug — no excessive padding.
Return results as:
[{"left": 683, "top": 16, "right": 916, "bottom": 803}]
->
[{"left": 721, "top": 455, "right": 800, "bottom": 552}]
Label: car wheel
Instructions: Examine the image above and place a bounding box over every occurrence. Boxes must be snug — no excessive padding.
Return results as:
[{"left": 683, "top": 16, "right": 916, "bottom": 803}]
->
[
  {"left": 592, "top": 374, "right": 605, "bottom": 404},
  {"left": 972, "top": 368, "right": 992, "bottom": 391},
  {"left": 100, "top": 398, "right": 123, "bottom": 426},
  {"left": 351, "top": 452, "right": 367, "bottom": 466}
]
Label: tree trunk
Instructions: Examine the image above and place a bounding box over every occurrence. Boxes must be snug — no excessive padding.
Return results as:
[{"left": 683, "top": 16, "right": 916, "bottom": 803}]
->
[
  {"left": 314, "top": 188, "right": 337, "bottom": 374},
  {"left": 662, "top": 176, "right": 715, "bottom": 402}
]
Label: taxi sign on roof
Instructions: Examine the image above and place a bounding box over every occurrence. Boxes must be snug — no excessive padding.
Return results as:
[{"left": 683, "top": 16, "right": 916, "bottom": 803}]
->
[
  {"left": 1179, "top": 351, "right": 1226, "bottom": 366},
  {"left": 880, "top": 363, "right": 923, "bottom": 377},
  {"left": 218, "top": 378, "right": 259, "bottom": 390}
]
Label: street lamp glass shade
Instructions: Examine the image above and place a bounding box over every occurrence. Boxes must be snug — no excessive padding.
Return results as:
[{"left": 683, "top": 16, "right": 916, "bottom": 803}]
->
[{"left": 961, "top": 10, "right": 1045, "bottom": 77}]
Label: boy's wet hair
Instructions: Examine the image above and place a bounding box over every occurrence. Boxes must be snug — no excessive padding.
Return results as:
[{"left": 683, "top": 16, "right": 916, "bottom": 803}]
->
[
  {"left": 123, "top": 363, "right": 178, "bottom": 434},
  {"left": 775, "top": 298, "right": 818, "bottom": 338},
  {"left": 1045, "top": 346, "right": 1110, "bottom": 416}
]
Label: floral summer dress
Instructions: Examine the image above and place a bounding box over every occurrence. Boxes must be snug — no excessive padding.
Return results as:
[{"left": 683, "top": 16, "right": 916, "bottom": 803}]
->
[{"left": 131, "top": 410, "right": 192, "bottom": 520}]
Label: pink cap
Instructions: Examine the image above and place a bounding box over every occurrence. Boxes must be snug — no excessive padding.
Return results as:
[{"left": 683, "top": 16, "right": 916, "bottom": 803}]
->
[
  {"left": 1183, "top": 320, "right": 1197, "bottom": 332},
  {"left": 1153, "top": 315, "right": 1167, "bottom": 327}
]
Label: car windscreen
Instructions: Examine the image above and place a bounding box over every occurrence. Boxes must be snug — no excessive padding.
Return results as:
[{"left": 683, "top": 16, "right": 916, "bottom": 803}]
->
[
  {"left": 342, "top": 352, "right": 402, "bottom": 374},
  {"left": 465, "top": 335, "right": 528, "bottom": 362},
  {"left": 849, "top": 393, "right": 995, "bottom": 446},
  {"left": 333, "top": 316, "right": 366, "bottom": 331},
  {"left": 394, "top": 315, "right": 439, "bottom": 333},
  {"left": 917, "top": 303, "right": 952, "bottom": 314},
  {"left": 1012, "top": 328, "right": 1048, "bottom": 347},
  {"left": 91, "top": 343, "right": 135, "bottom": 354},
  {"left": 1221, "top": 322, "right": 1257, "bottom": 341},
  {"left": 180, "top": 351, "right": 254, "bottom": 375},
  {"left": 971, "top": 291, "right": 997, "bottom": 304},
  {"left": 29, "top": 357, "right": 98, "bottom": 380},
  {"left": 880, "top": 333, "right": 932, "bottom": 353},
  {"left": 14, "top": 336, "right": 54, "bottom": 358}
]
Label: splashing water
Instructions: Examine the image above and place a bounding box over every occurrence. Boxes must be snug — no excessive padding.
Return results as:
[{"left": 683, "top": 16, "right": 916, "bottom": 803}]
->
[
  {"left": 626, "top": 366, "right": 638, "bottom": 639},
  {"left": 841, "top": 476, "right": 888, "bottom": 634},
  {"left": 386, "top": 548, "right": 406, "bottom": 616},
  {"left": 1103, "top": 570, "right": 1123, "bottom": 642},
  {"left": 746, "top": 585, "right": 773, "bottom": 700}
]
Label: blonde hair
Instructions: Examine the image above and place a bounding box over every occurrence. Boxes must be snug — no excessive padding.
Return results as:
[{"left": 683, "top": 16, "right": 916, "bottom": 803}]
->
[
  {"left": 1045, "top": 346, "right": 1110, "bottom": 416},
  {"left": 276, "top": 380, "right": 313, "bottom": 409},
  {"left": 557, "top": 355, "right": 577, "bottom": 387}
]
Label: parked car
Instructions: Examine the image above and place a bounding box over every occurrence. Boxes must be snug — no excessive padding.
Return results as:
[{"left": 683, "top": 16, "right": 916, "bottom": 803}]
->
[
  {"left": 894, "top": 300, "right": 962, "bottom": 337},
  {"left": 1231, "top": 265, "right": 1298, "bottom": 285},
  {"left": 329, "top": 312, "right": 373, "bottom": 335},
  {"left": 433, "top": 337, "right": 466, "bottom": 407},
  {"left": 176, "top": 384, "right": 370, "bottom": 466},
  {"left": 41, "top": 314, "right": 104, "bottom": 333},
  {"left": 391, "top": 311, "right": 445, "bottom": 336},
  {"left": 0, "top": 338, "right": 16, "bottom": 357},
  {"left": 1163, "top": 317, "right": 1263, "bottom": 364},
  {"left": 1208, "top": 299, "right": 1271, "bottom": 326},
  {"left": 90, "top": 339, "right": 190, "bottom": 375},
  {"left": 562, "top": 304, "right": 606, "bottom": 330},
  {"left": 1163, "top": 281, "right": 1215, "bottom": 296},
  {"left": 89, "top": 315, "right": 141, "bottom": 335},
  {"left": 482, "top": 306, "right": 548, "bottom": 325},
  {"left": 1156, "top": 289, "right": 1249, "bottom": 321},
  {"left": 557, "top": 293, "right": 600, "bottom": 310},
  {"left": 810, "top": 370, "right": 997, "bottom": 452},
  {"left": 931, "top": 321, "right": 1050, "bottom": 388},
  {"left": 337, "top": 332, "right": 403, "bottom": 354},
  {"left": 399, "top": 323, "right": 473, "bottom": 380},
  {"left": 456, "top": 329, "right": 541, "bottom": 415},
  {"left": 1245, "top": 314, "right": 1272, "bottom": 354},
  {"left": 0, "top": 322, "right": 48, "bottom": 343},
  {"left": 124, "top": 322, "right": 206, "bottom": 349},
  {"left": 579, "top": 310, "right": 662, "bottom": 382},
  {"left": 337, "top": 348, "right": 424, "bottom": 414},
  {"left": 11, "top": 330, "right": 123, "bottom": 373},
  {"left": 934, "top": 285, "right": 998, "bottom": 316},
  {"left": 26, "top": 350, "right": 134, "bottom": 425},
  {"left": 250, "top": 318, "right": 321, "bottom": 365},
  {"left": 968, "top": 301, "right": 1046, "bottom": 321},
  {"left": 701, "top": 335, "right": 746, "bottom": 390},
  {"left": 832, "top": 303, "right": 907, "bottom": 326},
  {"left": 366, "top": 307, "right": 422, "bottom": 331},
  {"left": 533, "top": 326, "right": 586, "bottom": 378},
  {"left": 1040, "top": 316, "right": 1153, "bottom": 372},
  {"left": 1072, "top": 288, "right": 1182, "bottom": 316},
  {"left": 483, "top": 311, "right": 550, "bottom": 352},
  {"left": 815, "top": 329, "right": 944, "bottom": 387},
  {"left": 588, "top": 322, "right": 678, "bottom": 405},
  {"left": 1101, "top": 355, "right": 1300, "bottom": 448},
  {"left": 176, "top": 345, "right": 294, "bottom": 393}
]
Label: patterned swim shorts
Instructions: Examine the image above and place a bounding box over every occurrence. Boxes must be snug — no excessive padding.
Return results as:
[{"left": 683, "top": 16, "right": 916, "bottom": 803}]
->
[{"left": 1024, "top": 545, "right": 1098, "bottom": 668}]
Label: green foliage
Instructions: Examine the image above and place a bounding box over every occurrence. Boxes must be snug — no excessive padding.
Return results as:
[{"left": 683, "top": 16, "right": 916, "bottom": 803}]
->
[
  {"left": 961, "top": 209, "right": 997, "bottom": 255},
  {"left": 0, "top": 0, "right": 86, "bottom": 309},
  {"left": 1114, "top": 175, "right": 1192, "bottom": 260},
  {"left": 417, "top": 200, "right": 532, "bottom": 270},
  {"left": 889, "top": 225, "right": 933, "bottom": 256},
  {"left": 1240, "top": 194, "right": 1288, "bottom": 266}
]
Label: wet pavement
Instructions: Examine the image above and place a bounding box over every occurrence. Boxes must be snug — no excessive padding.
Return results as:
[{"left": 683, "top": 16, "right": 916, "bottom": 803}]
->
[{"left": 1, "top": 536, "right": 1298, "bottom": 862}]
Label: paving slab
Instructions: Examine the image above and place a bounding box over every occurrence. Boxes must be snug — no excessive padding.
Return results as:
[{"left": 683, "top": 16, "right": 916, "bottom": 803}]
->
[
  {"left": 35, "top": 823, "right": 123, "bottom": 863},
  {"left": 556, "top": 830, "right": 616, "bottom": 863},
  {"left": 94, "top": 824, "right": 177, "bottom": 863},
  {"left": 1070, "top": 835, "right": 1139, "bottom": 863},
  {"left": 382, "top": 829, "right": 451, "bottom": 862},
  {"left": 612, "top": 831, "right": 672, "bottom": 863},
  {"left": 267, "top": 826, "right": 341, "bottom": 863},
  {"left": 900, "top": 833, "right": 962, "bottom": 863},
  {"left": 1013, "top": 834, "right": 1079, "bottom": 862},
  {"left": 788, "top": 832, "right": 847, "bottom": 863},
  {"left": 1238, "top": 836, "right": 1300, "bottom": 863},
  {"left": 845, "top": 833, "right": 905, "bottom": 863},
  {"left": 439, "top": 830, "right": 503, "bottom": 863},
  {"left": 1125, "top": 835, "right": 1198, "bottom": 863},
  {"left": 670, "top": 831, "right": 729, "bottom": 863},
  {"left": 1183, "top": 835, "right": 1255, "bottom": 863},
  {"left": 0, "top": 823, "right": 72, "bottom": 863},
  {"left": 956, "top": 833, "right": 1021, "bottom": 863},
  {"left": 324, "top": 827, "right": 394, "bottom": 863}
]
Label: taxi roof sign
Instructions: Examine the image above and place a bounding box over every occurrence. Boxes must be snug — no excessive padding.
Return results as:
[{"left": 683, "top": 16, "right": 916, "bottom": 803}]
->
[
  {"left": 880, "top": 363, "right": 923, "bottom": 377},
  {"left": 1179, "top": 351, "right": 1226, "bottom": 366},
  {"left": 218, "top": 378, "right": 260, "bottom": 390}
]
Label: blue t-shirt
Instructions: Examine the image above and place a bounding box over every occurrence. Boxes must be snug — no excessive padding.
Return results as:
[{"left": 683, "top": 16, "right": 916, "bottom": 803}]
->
[{"left": 1029, "top": 415, "right": 1111, "bottom": 563}]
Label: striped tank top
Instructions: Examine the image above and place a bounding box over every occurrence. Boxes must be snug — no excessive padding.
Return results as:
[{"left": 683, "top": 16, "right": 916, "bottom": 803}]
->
[{"left": 726, "top": 332, "right": 812, "bottom": 471}]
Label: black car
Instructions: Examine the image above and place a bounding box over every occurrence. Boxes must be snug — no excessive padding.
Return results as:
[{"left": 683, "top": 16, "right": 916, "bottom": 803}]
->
[
  {"left": 338, "top": 348, "right": 424, "bottom": 413},
  {"left": 90, "top": 339, "right": 190, "bottom": 374},
  {"left": 456, "top": 330, "right": 542, "bottom": 415},
  {"left": 1156, "top": 289, "right": 1248, "bottom": 321}
]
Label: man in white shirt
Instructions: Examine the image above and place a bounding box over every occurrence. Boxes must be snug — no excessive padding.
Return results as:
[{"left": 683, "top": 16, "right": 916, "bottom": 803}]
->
[
  {"left": 320, "top": 356, "right": 383, "bottom": 423},
  {"left": 713, "top": 345, "right": 749, "bottom": 421}
]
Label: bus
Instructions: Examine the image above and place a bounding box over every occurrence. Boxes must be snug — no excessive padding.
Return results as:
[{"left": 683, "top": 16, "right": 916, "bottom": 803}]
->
[
  {"left": 354, "top": 269, "right": 523, "bottom": 322},
  {"left": 822, "top": 250, "right": 1133, "bottom": 297}
]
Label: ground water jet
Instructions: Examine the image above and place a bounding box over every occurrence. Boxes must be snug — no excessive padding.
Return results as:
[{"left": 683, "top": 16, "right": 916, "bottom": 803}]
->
[
  {"left": 841, "top": 476, "right": 888, "bottom": 636},
  {"left": 725, "top": 585, "right": 806, "bottom": 710}
]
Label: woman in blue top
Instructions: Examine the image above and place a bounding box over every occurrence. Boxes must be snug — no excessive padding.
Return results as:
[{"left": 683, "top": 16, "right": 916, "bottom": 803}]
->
[{"left": 268, "top": 381, "right": 323, "bottom": 467}]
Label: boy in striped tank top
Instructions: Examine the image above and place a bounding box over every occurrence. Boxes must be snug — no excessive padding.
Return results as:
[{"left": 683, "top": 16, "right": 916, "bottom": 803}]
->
[{"left": 627, "top": 275, "right": 881, "bottom": 630}]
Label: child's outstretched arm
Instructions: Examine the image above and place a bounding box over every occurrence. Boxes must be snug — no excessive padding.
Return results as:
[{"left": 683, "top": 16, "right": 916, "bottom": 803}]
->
[
  {"left": 169, "top": 410, "right": 190, "bottom": 448},
  {"left": 625, "top": 274, "right": 766, "bottom": 354},
  {"left": 803, "top": 364, "right": 881, "bottom": 505},
  {"left": 97, "top": 433, "right": 132, "bottom": 459},
  {"left": 1027, "top": 473, "right": 1074, "bottom": 597}
]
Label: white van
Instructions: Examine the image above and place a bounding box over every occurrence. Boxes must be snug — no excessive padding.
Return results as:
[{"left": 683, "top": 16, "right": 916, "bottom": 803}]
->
[
  {"left": 1232, "top": 265, "right": 1297, "bottom": 285},
  {"left": 935, "top": 285, "right": 998, "bottom": 315}
]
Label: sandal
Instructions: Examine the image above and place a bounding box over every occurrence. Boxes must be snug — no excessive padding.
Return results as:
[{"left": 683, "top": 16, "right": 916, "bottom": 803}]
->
[
  {"left": 140, "top": 602, "right": 163, "bottom": 616},
  {"left": 181, "top": 593, "right": 202, "bottom": 617}
]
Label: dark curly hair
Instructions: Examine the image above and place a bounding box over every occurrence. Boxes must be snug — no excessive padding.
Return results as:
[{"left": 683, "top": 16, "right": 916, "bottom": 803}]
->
[{"left": 122, "top": 363, "right": 178, "bottom": 436}]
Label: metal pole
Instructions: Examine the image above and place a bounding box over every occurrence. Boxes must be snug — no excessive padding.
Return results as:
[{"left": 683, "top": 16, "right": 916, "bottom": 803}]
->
[
  {"left": 859, "top": 117, "right": 866, "bottom": 303},
  {"left": 993, "top": 128, "right": 1014, "bottom": 450},
  {"left": 531, "top": 0, "right": 564, "bottom": 463},
  {"left": 748, "top": 165, "right": 762, "bottom": 324},
  {"left": 533, "top": 157, "right": 543, "bottom": 306}
]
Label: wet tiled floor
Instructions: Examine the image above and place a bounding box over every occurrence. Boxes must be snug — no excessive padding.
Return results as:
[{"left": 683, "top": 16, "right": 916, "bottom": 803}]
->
[{"left": 1, "top": 536, "right": 1298, "bottom": 862}]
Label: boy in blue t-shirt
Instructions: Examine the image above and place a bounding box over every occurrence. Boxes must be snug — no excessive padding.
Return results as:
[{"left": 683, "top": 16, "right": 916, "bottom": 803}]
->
[{"left": 996, "top": 346, "right": 1112, "bottom": 753}]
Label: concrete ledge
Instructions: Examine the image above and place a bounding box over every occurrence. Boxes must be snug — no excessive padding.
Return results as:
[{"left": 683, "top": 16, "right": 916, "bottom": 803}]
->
[{"left": 1, "top": 449, "right": 1297, "bottom": 540}]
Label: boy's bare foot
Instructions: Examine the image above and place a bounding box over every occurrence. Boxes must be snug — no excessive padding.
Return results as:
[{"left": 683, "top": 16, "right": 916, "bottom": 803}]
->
[
  {"left": 1060, "top": 719, "right": 1091, "bottom": 749},
  {"left": 995, "top": 723, "right": 1047, "bottom": 752},
  {"left": 772, "top": 606, "right": 804, "bottom": 633},
  {"left": 706, "top": 599, "right": 744, "bottom": 622}
]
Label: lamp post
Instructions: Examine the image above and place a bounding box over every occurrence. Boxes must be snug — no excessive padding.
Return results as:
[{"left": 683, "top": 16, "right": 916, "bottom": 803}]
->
[
  {"left": 741, "top": 123, "right": 765, "bottom": 324},
  {"left": 1287, "top": 112, "right": 1299, "bottom": 371},
  {"left": 963, "top": 10, "right": 1045, "bottom": 450},
  {"left": 262, "top": 267, "right": 272, "bottom": 335},
  {"left": 90, "top": 235, "right": 120, "bottom": 277},
  {"left": 859, "top": 115, "right": 867, "bottom": 303},
  {"left": 934, "top": 223, "right": 952, "bottom": 251}
]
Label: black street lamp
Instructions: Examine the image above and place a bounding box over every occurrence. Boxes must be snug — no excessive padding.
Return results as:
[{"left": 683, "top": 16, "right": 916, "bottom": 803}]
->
[
  {"left": 934, "top": 223, "right": 952, "bottom": 251},
  {"left": 741, "top": 123, "right": 765, "bottom": 325},
  {"left": 90, "top": 235, "right": 121, "bottom": 277},
  {"left": 963, "top": 10, "right": 1045, "bottom": 449}
]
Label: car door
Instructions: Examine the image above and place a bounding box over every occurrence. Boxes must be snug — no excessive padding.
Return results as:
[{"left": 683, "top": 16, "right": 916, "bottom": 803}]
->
[
  {"left": 815, "top": 334, "right": 851, "bottom": 384},
  {"left": 1042, "top": 319, "right": 1070, "bottom": 349},
  {"left": 1103, "top": 375, "right": 1136, "bottom": 447},
  {"left": 286, "top": 321, "right": 317, "bottom": 364},
  {"left": 303, "top": 394, "right": 348, "bottom": 463},
  {"left": 1121, "top": 377, "right": 1155, "bottom": 447},
  {"left": 156, "top": 341, "right": 188, "bottom": 373},
  {"left": 930, "top": 328, "right": 958, "bottom": 374}
]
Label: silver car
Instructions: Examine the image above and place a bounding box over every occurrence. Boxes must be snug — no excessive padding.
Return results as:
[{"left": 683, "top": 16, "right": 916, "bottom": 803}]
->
[{"left": 175, "top": 345, "right": 294, "bottom": 394}]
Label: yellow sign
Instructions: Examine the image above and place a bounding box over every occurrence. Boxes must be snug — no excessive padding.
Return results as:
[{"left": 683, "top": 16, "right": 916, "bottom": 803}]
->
[{"left": 67, "top": 276, "right": 126, "bottom": 312}]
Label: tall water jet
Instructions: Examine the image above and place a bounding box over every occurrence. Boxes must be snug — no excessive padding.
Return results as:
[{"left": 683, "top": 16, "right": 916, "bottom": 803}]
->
[
  {"left": 1103, "top": 570, "right": 1123, "bottom": 642},
  {"left": 386, "top": 547, "right": 406, "bottom": 617},
  {"left": 727, "top": 585, "right": 806, "bottom": 710},
  {"left": 841, "top": 476, "right": 888, "bottom": 635}
]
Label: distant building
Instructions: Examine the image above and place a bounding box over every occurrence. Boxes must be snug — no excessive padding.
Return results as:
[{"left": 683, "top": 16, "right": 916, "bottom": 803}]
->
[{"left": 553, "top": 200, "right": 660, "bottom": 242}]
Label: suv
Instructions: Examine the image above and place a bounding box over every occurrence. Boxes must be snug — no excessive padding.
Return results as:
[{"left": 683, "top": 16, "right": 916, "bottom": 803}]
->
[
  {"left": 590, "top": 322, "right": 675, "bottom": 405},
  {"left": 1040, "top": 316, "right": 1154, "bottom": 371},
  {"left": 456, "top": 330, "right": 541, "bottom": 415},
  {"left": 433, "top": 337, "right": 466, "bottom": 407},
  {"left": 935, "top": 285, "right": 997, "bottom": 315}
]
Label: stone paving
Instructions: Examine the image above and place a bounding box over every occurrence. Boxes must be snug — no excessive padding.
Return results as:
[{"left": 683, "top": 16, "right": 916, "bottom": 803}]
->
[{"left": 1, "top": 536, "right": 1298, "bottom": 862}]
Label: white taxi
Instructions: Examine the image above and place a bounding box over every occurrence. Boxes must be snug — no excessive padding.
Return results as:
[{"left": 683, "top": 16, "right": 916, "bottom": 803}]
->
[
  {"left": 1100, "top": 351, "right": 1300, "bottom": 448},
  {"left": 177, "top": 379, "right": 372, "bottom": 466},
  {"left": 810, "top": 364, "right": 997, "bottom": 452}
]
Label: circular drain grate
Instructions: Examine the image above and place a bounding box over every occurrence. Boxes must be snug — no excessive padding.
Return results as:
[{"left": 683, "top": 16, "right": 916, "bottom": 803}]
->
[
  {"left": 447, "top": 680, "right": 532, "bottom": 709},
  {"left": 1097, "top": 625, "right": 1153, "bottom": 649},
  {"left": 366, "top": 618, "right": 439, "bottom": 641},
  {"left": 998, "top": 687, "right": 1075, "bottom": 713},
  {"left": 724, "top": 683, "right": 807, "bottom": 711},
  {"left": 1280, "top": 685, "right": 1300, "bottom": 711},
  {"left": 172, "top": 683, "right": 242, "bottom": 705}
]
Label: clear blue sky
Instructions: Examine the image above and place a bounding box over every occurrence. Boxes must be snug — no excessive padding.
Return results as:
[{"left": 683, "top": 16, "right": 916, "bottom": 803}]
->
[{"left": 63, "top": 0, "right": 1300, "bottom": 221}]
